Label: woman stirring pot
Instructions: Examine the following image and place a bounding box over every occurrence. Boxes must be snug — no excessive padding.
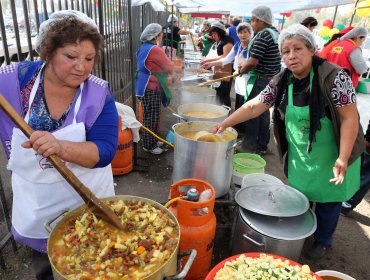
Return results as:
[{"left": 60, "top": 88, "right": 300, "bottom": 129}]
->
[
  {"left": 213, "top": 24, "right": 364, "bottom": 260},
  {"left": 0, "top": 11, "right": 118, "bottom": 279}
]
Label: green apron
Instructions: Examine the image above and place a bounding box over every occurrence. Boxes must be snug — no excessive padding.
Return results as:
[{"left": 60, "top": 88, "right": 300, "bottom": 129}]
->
[
  {"left": 286, "top": 69, "right": 361, "bottom": 202},
  {"left": 244, "top": 28, "right": 278, "bottom": 102},
  {"left": 153, "top": 72, "right": 172, "bottom": 107}
]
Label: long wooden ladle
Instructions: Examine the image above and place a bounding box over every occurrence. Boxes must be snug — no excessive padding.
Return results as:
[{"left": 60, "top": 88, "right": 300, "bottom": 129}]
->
[
  {"left": 0, "top": 94, "right": 125, "bottom": 230},
  {"left": 198, "top": 72, "right": 239, "bottom": 87}
]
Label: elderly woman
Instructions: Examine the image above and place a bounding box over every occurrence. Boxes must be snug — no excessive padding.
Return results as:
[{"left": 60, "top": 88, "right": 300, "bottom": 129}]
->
[
  {"left": 327, "top": 26, "right": 369, "bottom": 88},
  {"left": 214, "top": 24, "right": 363, "bottom": 259},
  {"left": 0, "top": 10, "right": 118, "bottom": 279},
  {"left": 203, "top": 22, "right": 253, "bottom": 112},
  {"left": 136, "top": 23, "right": 174, "bottom": 155},
  {"left": 201, "top": 21, "right": 234, "bottom": 107}
]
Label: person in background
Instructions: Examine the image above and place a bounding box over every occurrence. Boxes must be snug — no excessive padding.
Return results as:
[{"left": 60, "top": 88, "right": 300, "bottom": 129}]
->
[
  {"left": 300, "top": 16, "right": 318, "bottom": 31},
  {"left": 342, "top": 119, "right": 370, "bottom": 215},
  {"left": 326, "top": 27, "right": 368, "bottom": 88},
  {"left": 227, "top": 17, "right": 241, "bottom": 44},
  {"left": 213, "top": 24, "right": 363, "bottom": 259},
  {"left": 201, "top": 21, "right": 234, "bottom": 107},
  {"left": 163, "top": 14, "right": 192, "bottom": 50},
  {"left": 317, "top": 26, "right": 354, "bottom": 59},
  {"left": 200, "top": 20, "right": 213, "bottom": 57},
  {"left": 202, "top": 22, "right": 253, "bottom": 113},
  {"left": 0, "top": 10, "right": 118, "bottom": 279},
  {"left": 136, "top": 23, "right": 174, "bottom": 155},
  {"left": 238, "top": 5, "right": 281, "bottom": 155}
]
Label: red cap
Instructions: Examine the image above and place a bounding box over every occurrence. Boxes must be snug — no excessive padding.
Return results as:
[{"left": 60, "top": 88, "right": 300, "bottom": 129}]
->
[{"left": 339, "top": 26, "right": 354, "bottom": 35}]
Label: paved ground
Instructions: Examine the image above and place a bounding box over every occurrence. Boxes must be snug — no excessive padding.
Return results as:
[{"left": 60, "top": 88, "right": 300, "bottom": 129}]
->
[{"left": 0, "top": 73, "right": 369, "bottom": 279}]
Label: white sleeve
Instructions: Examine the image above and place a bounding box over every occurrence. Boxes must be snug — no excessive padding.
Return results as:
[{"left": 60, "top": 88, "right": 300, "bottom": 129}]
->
[{"left": 221, "top": 47, "right": 236, "bottom": 67}]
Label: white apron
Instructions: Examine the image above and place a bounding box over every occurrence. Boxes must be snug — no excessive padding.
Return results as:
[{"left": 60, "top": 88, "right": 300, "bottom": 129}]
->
[
  {"left": 234, "top": 44, "right": 250, "bottom": 96},
  {"left": 206, "top": 41, "right": 222, "bottom": 88},
  {"left": 7, "top": 65, "right": 115, "bottom": 239}
]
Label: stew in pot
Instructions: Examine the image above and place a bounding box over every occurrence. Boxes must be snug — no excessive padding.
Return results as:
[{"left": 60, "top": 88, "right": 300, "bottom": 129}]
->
[{"left": 49, "top": 200, "right": 179, "bottom": 279}]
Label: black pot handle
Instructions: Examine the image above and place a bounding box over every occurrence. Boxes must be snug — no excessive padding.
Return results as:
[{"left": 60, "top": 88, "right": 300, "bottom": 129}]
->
[
  {"left": 164, "top": 249, "right": 197, "bottom": 280},
  {"left": 243, "top": 234, "right": 265, "bottom": 248}
]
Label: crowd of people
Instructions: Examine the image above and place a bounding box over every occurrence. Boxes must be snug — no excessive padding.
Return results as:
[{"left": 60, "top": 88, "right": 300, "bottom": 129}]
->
[{"left": 0, "top": 6, "right": 369, "bottom": 279}]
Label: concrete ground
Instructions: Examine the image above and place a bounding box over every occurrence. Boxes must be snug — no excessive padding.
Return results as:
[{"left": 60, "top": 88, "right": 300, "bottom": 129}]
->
[{"left": 0, "top": 72, "right": 369, "bottom": 279}]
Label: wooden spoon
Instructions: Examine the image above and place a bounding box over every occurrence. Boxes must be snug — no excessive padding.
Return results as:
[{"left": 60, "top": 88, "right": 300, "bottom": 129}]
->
[
  {"left": 0, "top": 94, "right": 125, "bottom": 230},
  {"left": 198, "top": 72, "right": 239, "bottom": 87}
]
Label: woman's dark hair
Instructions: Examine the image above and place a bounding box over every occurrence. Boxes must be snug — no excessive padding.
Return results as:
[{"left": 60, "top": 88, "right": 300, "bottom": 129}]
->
[
  {"left": 323, "top": 33, "right": 342, "bottom": 47},
  {"left": 301, "top": 17, "right": 318, "bottom": 28},
  {"left": 39, "top": 17, "right": 103, "bottom": 63},
  {"left": 237, "top": 25, "right": 251, "bottom": 34},
  {"left": 208, "top": 26, "right": 226, "bottom": 38}
]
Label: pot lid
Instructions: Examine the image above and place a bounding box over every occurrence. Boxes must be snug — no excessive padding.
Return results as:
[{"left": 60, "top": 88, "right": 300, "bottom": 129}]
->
[
  {"left": 241, "top": 173, "right": 284, "bottom": 188},
  {"left": 240, "top": 207, "right": 317, "bottom": 240},
  {"left": 235, "top": 184, "right": 309, "bottom": 217}
]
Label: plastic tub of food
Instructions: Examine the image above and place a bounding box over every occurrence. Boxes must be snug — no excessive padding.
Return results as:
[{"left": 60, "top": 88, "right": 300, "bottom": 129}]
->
[{"left": 356, "top": 78, "right": 370, "bottom": 94}]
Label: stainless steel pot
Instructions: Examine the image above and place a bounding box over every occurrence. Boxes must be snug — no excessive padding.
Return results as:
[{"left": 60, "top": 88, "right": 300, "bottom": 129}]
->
[
  {"left": 179, "top": 86, "right": 216, "bottom": 105},
  {"left": 45, "top": 195, "right": 196, "bottom": 280},
  {"left": 231, "top": 207, "right": 317, "bottom": 261},
  {"left": 172, "top": 121, "right": 238, "bottom": 198},
  {"left": 176, "top": 103, "right": 231, "bottom": 123}
]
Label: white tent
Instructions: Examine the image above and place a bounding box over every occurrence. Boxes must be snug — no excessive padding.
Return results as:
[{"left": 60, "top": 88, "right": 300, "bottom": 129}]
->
[{"left": 192, "top": 0, "right": 357, "bottom": 15}]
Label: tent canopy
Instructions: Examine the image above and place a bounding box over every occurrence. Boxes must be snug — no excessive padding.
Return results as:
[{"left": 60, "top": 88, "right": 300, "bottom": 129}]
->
[{"left": 176, "top": 0, "right": 357, "bottom": 15}]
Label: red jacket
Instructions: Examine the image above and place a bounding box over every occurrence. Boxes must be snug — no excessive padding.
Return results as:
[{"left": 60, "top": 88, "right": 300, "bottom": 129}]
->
[{"left": 326, "top": 39, "right": 360, "bottom": 88}]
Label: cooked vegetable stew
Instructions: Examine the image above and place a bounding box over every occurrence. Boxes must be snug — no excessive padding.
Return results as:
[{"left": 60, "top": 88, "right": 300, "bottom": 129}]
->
[{"left": 49, "top": 200, "right": 179, "bottom": 279}]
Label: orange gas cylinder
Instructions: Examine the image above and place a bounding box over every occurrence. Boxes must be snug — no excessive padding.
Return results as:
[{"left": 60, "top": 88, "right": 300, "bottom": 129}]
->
[
  {"left": 111, "top": 116, "right": 133, "bottom": 175},
  {"left": 137, "top": 101, "right": 143, "bottom": 124},
  {"left": 169, "top": 179, "right": 216, "bottom": 280}
]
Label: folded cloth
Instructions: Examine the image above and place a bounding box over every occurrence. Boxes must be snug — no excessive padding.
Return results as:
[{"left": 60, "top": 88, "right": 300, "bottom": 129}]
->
[{"left": 115, "top": 102, "right": 141, "bottom": 143}]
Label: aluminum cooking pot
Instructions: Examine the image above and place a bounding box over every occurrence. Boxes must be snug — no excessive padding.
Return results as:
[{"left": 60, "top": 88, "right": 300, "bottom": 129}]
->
[
  {"left": 179, "top": 86, "right": 216, "bottom": 105},
  {"left": 172, "top": 121, "right": 238, "bottom": 198},
  {"left": 175, "top": 103, "right": 231, "bottom": 123},
  {"left": 45, "top": 195, "right": 196, "bottom": 280},
  {"left": 231, "top": 207, "right": 317, "bottom": 261}
]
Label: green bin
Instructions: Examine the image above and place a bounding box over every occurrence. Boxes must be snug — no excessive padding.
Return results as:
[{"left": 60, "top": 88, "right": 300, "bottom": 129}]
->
[
  {"left": 356, "top": 78, "right": 370, "bottom": 94},
  {"left": 233, "top": 153, "right": 266, "bottom": 174}
]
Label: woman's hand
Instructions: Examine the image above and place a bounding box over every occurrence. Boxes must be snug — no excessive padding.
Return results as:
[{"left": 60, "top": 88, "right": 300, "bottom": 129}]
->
[
  {"left": 22, "top": 131, "right": 63, "bottom": 158},
  {"left": 202, "top": 62, "right": 213, "bottom": 69},
  {"left": 329, "top": 157, "right": 348, "bottom": 185},
  {"left": 212, "top": 123, "right": 227, "bottom": 134}
]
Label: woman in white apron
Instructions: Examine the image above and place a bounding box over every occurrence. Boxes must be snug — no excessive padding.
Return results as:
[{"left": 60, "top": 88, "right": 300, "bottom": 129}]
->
[
  {"left": 0, "top": 11, "right": 118, "bottom": 279},
  {"left": 200, "top": 21, "right": 234, "bottom": 107},
  {"left": 202, "top": 23, "right": 253, "bottom": 111}
]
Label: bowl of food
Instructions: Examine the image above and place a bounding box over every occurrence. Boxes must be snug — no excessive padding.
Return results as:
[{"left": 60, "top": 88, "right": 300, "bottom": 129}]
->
[
  {"left": 316, "top": 270, "right": 356, "bottom": 280},
  {"left": 205, "top": 252, "right": 322, "bottom": 280}
]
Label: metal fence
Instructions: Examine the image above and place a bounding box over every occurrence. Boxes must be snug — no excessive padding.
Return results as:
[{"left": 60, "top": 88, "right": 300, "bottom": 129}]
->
[{"left": 0, "top": 0, "right": 167, "bottom": 102}]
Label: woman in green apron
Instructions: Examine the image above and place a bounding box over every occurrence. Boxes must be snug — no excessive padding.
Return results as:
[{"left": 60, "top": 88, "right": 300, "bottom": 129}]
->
[
  {"left": 213, "top": 24, "right": 364, "bottom": 259},
  {"left": 136, "top": 23, "right": 174, "bottom": 155}
]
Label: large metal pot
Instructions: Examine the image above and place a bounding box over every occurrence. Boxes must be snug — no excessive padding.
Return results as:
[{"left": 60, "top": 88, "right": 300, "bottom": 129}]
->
[
  {"left": 231, "top": 184, "right": 316, "bottom": 261},
  {"left": 231, "top": 207, "right": 317, "bottom": 261},
  {"left": 45, "top": 195, "right": 196, "bottom": 280},
  {"left": 172, "top": 121, "right": 238, "bottom": 198},
  {"left": 179, "top": 86, "right": 217, "bottom": 105},
  {"left": 176, "top": 103, "right": 231, "bottom": 123}
]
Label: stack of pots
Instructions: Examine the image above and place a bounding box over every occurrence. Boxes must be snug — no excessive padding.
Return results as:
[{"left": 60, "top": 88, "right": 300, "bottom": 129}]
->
[{"left": 231, "top": 181, "right": 317, "bottom": 261}]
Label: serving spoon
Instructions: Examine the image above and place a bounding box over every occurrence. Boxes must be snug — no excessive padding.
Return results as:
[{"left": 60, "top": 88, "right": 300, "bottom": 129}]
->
[{"left": 0, "top": 94, "right": 125, "bottom": 230}]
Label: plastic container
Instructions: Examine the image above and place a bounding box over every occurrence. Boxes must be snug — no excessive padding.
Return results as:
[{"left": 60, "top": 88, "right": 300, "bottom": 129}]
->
[
  {"left": 111, "top": 116, "right": 133, "bottom": 175},
  {"left": 316, "top": 270, "right": 356, "bottom": 280},
  {"left": 356, "top": 78, "right": 370, "bottom": 94},
  {"left": 169, "top": 179, "right": 216, "bottom": 280},
  {"left": 233, "top": 153, "right": 266, "bottom": 174}
]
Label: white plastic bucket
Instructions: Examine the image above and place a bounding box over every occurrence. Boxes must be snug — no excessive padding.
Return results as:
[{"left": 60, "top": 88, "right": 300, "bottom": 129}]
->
[{"left": 241, "top": 173, "right": 284, "bottom": 188}]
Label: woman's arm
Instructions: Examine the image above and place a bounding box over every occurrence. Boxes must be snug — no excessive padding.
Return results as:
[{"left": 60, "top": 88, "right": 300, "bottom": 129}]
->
[
  {"left": 214, "top": 97, "right": 270, "bottom": 133},
  {"left": 22, "top": 92, "right": 119, "bottom": 168},
  {"left": 202, "top": 47, "right": 236, "bottom": 68},
  {"left": 330, "top": 103, "right": 359, "bottom": 184}
]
